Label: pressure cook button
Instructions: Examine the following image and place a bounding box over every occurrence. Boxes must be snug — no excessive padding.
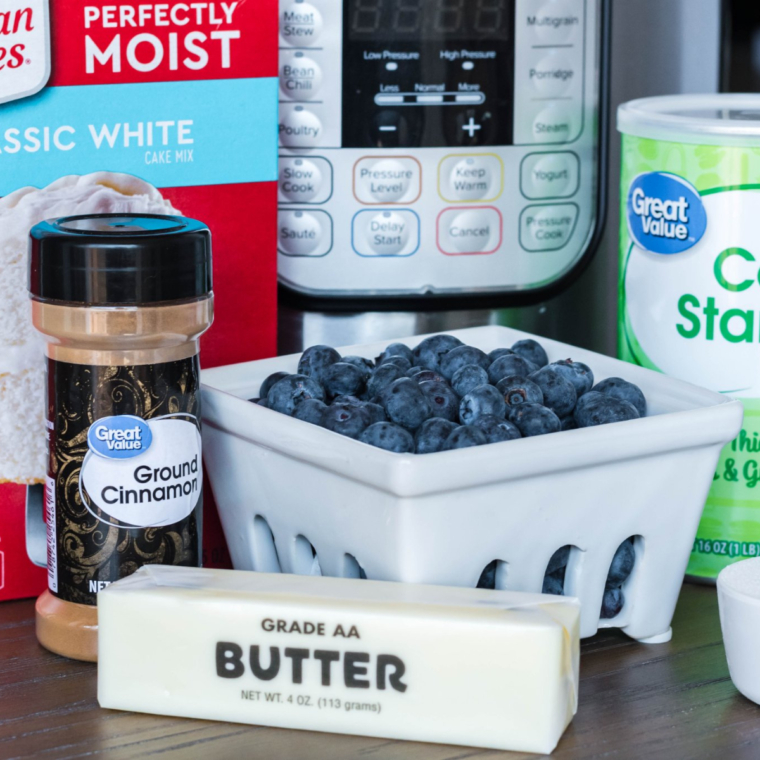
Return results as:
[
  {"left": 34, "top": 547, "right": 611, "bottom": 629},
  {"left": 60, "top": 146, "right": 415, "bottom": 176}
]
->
[
  {"left": 532, "top": 104, "right": 574, "bottom": 143},
  {"left": 519, "top": 204, "right": 579, "bottom": 252},
  {"left": 279, "top": 106, "right": 322, "bottom": 147},
  {"left": 279, "top": 53, "right": 322, "bottom": 99},
  {"left": 279, "top": 157, "right": 323, "bottom": 202},
  {"left": 278, "top": 210, "right": 329, "bottom": 256},
  {"left": 521, "top": 152, "right": 579, "bottom": 199},
  {"left": 441, "top": 155, "right": 502, "bottom": 201},
  {"left": 529, "top": 53, "right": 576, "bottom": 98},
  {"left": 354, "top": 157, "right": 421, "bottom": 204},
  {"left": 279, "top": 1, "right": 323, "bottom": 45},
  {"left": 438, "top": 208, "right": 502, "bottom": 255},
  {"left": 525, "top": 0, "right": 583, "bottom": 45}
]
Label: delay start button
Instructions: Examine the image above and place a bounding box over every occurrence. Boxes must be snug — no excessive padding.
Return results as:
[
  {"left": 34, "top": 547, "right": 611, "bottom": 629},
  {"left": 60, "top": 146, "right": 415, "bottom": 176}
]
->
[
  {"left": 352, "top": 209, "right": 420, "bottom": 257},
  {"left": 437, "top": 207, "right": 502, "bottom": 255},
  {"left": 354, "top": 157, "right": 421, "bottom": 204},
  {"left": 519, "top": 204, "right": 579, "bottom": 252}
]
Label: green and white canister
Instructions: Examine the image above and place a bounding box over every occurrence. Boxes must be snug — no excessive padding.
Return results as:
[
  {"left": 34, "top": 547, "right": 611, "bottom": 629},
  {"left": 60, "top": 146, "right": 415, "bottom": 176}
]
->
[{"left": 618, "top": 94, "right": 760, "bottom": 581}]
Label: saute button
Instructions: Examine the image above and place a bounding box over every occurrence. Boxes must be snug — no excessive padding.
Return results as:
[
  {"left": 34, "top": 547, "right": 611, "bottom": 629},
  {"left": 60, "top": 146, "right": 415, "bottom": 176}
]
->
[
  {"left": 278, "top": 210, "right": 326, "bottom": 256},
  {"left": 279, "top": 1, "right": 323, "bottom": 45}
]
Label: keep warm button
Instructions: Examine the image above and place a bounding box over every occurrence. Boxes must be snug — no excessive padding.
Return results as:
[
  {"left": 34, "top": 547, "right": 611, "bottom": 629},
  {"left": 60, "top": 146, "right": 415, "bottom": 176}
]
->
[{"left": 520, "top": 204, "right": 579, "bottom": 252}]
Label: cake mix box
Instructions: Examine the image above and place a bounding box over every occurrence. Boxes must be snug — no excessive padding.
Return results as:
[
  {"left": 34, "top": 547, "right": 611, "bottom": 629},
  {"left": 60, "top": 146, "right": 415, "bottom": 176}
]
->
[{"left": 0, "top": 0, "right": 279, "bottom": 601}]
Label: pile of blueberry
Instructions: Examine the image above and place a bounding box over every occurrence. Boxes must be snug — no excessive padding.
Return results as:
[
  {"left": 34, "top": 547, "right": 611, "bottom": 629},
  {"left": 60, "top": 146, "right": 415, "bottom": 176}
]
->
[{"left": 252, "top": 333, "right": 647, "bottom": 455}]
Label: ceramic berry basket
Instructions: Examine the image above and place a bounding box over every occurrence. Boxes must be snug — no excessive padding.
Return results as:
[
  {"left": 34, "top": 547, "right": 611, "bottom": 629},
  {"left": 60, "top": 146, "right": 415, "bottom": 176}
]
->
[{"left": 201, "top": 326, "right": 742, "bottom": 642}]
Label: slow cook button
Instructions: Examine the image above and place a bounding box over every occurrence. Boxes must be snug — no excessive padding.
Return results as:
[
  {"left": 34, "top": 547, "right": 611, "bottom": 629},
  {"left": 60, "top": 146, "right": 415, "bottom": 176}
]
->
[
  {"left": 438, "top": 208, "right": 502, "bottom": 255},
  {"left": 352, "top": 210, "right": 419, "bottom": 257},
  {"left": 279, "top": 53, "right": 322, "bottom": 99},
  {"left": 279, "top": 106, "right": 322, "bottom": 147},
  {"left": 279, "top": 1, "right": 323, "bottom": 44},
  {"left": 521, "top": 152, "right": 579, "bottom": 199},
  {"left": 278, "top": 157, "right": 323, "bottom": 203},
  {"left": 354, "top": 157, "right": 421, "bottom": 204},
  {"left": 519, "top": 204, "right": 578, "bottom": 252},
  {"left": 278, "top": 210, "right": 331, "bottom": 256}
]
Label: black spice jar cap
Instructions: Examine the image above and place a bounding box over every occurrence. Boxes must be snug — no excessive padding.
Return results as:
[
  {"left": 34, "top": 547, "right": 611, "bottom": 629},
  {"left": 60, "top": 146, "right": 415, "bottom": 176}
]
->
[{"left": 29, "top": 214, "right": 212, "bottom": 305}]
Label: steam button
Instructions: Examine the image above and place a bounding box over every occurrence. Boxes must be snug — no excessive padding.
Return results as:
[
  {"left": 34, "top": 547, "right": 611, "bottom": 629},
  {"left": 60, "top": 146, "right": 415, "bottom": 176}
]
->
[
  {"left": 532, "top": 104, "right": 574, "bottom": 143},
  {"left": 280, "top": 1, "right": 323, "bottom": 45}
]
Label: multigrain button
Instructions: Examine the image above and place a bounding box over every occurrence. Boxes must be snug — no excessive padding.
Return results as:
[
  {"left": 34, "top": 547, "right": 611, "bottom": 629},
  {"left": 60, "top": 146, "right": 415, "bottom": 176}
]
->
[
  {"left": 278, "top": 210, "right": 326, "bottom": 256},
  {"left": 279, "top": 106, "right": 322, "bottom": 148},
  {"left": 532, "top": 104, "right": 574, "bottom": 143},
  {"left": 439, "top": 155, "right": 503, "bottom": 201},
  {"left": 519, "top": 204, "right": 579, "bottom": 251},
  {"left": 529, "top": 53, "right": 576, "bottom": 98},
  {"left": 521, "top": 153, "right": 579, "bottom": 199},
  {"left": 354, "top": 157, "right": 421, "bottom": 204},
  {"left": 437, "top": 207, "right": 502, "bottom": 255},
  {"left": 527, "top": 0, "right": 583, "bottom": 45},
  {"left": 352, "top": 209, "right": 419, "bottom": 257},
  {"left": 279, "top": 1, "right": 323, "bottom": 45},
  {"left": 279, "top": 53, "right": 322, "bottom": 99},
  {"left": 278, "top": 157, "right": 323, "bottom": 203}
]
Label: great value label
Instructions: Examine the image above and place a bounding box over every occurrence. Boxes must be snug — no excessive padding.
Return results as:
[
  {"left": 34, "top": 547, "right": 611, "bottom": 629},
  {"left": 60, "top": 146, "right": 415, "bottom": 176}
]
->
[{"left": 619, "top": 136, "right": 760, "bottom": 578}]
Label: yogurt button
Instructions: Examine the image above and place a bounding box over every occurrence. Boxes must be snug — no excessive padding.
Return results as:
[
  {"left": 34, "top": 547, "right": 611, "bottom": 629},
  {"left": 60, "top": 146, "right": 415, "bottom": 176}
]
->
[
  {"left": 529, "top": 54, "right": 575, "bottom": 98},
  {"left": 532, "top": 105, "right": 574, "bottom": 143},
  {"left": 279, "top": 158, "right": 323, "bottom": 202},
  {"left": 359, "top": 159, "right": 414, "bottom": 202},
  {"left": 521, "top": 152, "right": 579, "bottom": 199},
  {"left": 448, "top": 157, "right": 494, "bottom": 200},
  {"left": 366, "top": 211, "right": 410, "bottom": 255},
  {"left": 280, "top": 1, "right": 323, "bottom": 44},
  {"left": 279, "top": 106, "right": 323, "bottom": 148},
  {"left": 280, "top": 53, "right": 322, "bottom": 99},
  {"left": 444, "top": 209, "right": 498, "bottom": 253},
  {"left": 278, "top": 210, "right": 323, "bottom": 255}
]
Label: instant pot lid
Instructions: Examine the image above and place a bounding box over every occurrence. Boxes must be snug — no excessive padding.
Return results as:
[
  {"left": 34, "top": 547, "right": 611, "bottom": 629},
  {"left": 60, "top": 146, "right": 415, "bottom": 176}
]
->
[{"left": 618, "top": 94, "right": 760, "bottom": 146}]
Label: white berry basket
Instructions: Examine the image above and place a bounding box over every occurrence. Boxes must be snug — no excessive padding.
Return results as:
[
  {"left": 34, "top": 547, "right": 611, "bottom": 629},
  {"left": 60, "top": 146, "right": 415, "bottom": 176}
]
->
[{"left": 201, "top": 326, "right": 742, "bottom": 643}]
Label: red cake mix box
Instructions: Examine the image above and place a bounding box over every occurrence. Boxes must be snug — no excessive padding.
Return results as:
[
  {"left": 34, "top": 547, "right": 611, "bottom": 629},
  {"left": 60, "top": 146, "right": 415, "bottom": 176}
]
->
[{"left": 0, "top": 0, "right": 279, "bottom": 601}]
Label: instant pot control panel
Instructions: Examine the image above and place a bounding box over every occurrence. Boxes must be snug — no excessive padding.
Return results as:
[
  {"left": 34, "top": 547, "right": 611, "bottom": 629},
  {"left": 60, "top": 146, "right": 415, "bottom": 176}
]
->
[{"left": 277, "top": 0, "right": 606, "bottom": 298}]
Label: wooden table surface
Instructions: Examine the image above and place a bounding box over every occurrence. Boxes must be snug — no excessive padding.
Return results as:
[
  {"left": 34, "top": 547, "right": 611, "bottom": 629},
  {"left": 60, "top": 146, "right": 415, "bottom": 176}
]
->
[{"left": 2, "top": 583, "right": 760, "bottom": 760}]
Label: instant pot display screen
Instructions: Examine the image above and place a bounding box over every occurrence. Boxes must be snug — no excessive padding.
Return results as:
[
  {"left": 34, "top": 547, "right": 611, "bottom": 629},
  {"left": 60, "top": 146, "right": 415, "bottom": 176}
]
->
[{"left": 342, "top": 0, "right": 515, "bottom": 148}]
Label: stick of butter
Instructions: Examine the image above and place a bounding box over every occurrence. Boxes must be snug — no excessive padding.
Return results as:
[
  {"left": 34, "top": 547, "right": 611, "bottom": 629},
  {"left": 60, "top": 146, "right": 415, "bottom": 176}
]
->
[{"left": 97, "top": 566, "right": 580, "bottom": 754}]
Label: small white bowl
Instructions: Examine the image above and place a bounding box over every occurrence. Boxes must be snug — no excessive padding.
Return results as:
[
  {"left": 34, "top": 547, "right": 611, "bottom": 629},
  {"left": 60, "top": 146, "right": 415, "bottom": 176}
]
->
[{"left": 718, "top": 558, "right": 760, "bottom": 704}]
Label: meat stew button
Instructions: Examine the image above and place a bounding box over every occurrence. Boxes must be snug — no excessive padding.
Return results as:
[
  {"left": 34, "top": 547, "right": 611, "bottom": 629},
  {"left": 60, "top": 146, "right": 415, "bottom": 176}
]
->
[{"left": 280, "top": 1, "right": 323, "bottom": 44}]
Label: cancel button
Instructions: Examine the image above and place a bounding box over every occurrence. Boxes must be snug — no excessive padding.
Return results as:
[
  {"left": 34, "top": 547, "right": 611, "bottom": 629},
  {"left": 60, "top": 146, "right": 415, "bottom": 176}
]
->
[
  {"left": 438, "top": 208, "right": 502, "bottom": 254},
  {"left": 519, "top": 204, "right": 579, "bottom": 251}
]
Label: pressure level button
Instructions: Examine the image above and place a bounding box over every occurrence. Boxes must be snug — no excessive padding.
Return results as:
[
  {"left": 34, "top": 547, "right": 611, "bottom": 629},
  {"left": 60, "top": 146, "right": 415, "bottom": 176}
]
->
[{"left": 354, "top": 157, "right": 421, "bottom": 204}]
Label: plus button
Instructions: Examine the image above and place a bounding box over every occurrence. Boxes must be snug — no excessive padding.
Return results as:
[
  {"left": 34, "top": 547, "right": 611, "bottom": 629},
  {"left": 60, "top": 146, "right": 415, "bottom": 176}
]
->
[{"left": 462, "top": 117, "right": 482, "bottom": 138}]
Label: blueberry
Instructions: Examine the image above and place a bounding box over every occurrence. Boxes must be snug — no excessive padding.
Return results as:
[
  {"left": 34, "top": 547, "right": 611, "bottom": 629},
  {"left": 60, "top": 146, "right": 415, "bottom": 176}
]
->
[
  {"left": 254, "top": 398, "right": 268, "bottom": 408},
  {"left": 414, "top": 418, "right": 460, "bottom": 454},
  {"left": 267, "top": 374, "right": 326, "bottom": 416},
  {"left": 529, "top": 366, "right": 577, "bottom": 417},
  {"left": 477, "top": 560, "right": 497, "bottom": 589},
  {"left": 546, "top": 546, "right": 571, "bottom": 575},
  {"left": 488, "top": 354, "right": 539, "bottom": 385},
  {"left": 511, "top": 339, "right": 549, "bottom": 368},
  {"left": 412, "top": 334, "right": 464, "bottom": 372},
  {"left": 442, "top": 425, "right": 488, "bottom": 450},
  {"left": 298, "top": 345, "right": 341, "bottom": 382},
  {"left": 366, "top": 363, "right": 405, "bottom": 399},
  {"left": 550, "top": 359, "right": 594, "bottom": 396},
  {"left": 419, "top": 380, "right": 460, "bottom": 422},
  {"left": 600, "top": 587, "right": 624, "bottom": 619},
  {"left": 473, "top": 415, "right": 521, "bottom": 444},
  {"left": 488, "top": 347, "right": 515, "bottom": 363},
  {"left": 459, "top": 385, "right": 506, "bottom": 425},
  {"left": 322, "top": 362, "right": 366, "bottom": 399},
  {"left": 359, "top": 422, "right": 415, "bottom": 453},
  {"left": 508, "top": 403, "right": 561, "bottom": 437},
  {"left": 411, "top": 369, "right": 448, "bottom": 385},
  {"left": 406, "top": 366, "right": 427, "bottom": 378},
  {"left": 376, "top": 342, "right": 414, "bottom": 366},
  {"left": 495, "top": 375, "right": 544, "bottom": 408},
  {"left": 380, "top": 378, "right": 432, "bottom": 431},
  {"left": 607, "top": 539, "right": 635, "bottom": 586},
  {"left": 294, "top": 398, "right": 328, "bottom": 425},
  {"left": 439, "top": 345, "right": 490, "bottom": 379},
  {"left": 259, "top": 371, "right": 291, "bottom": 400},
  {"left": 379, "top": 355, "right": 412, "bottom": 372},
  {"left": 560, "top": 415, "right": 578, "bottom": 431},
  {"left": 333, "top": 395, "right": 363, "bottom": 406},
  {"left": 451, "top": 364, "right": 490, "bottom": 398},
  {"left": 593, "top": 377, "right": 647, "bottom": 417},
  {"left": 321, "top": 402, "right": 370, "bottom": 439},
  {"left": 573, "top": 391, "right": 639, "bottom": 428},
  {"left": 341, "top": 355, "right": 374, "bottom": 383},
  {"left": 361, "top": 401, "right": 387, "bottom": 425},
  {"left": 542, "top": 572, "right": 565, "bottom": 596}
]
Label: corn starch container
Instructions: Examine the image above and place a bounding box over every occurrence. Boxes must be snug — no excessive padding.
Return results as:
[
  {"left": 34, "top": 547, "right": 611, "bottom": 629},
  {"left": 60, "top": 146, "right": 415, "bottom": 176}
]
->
[{"left": 618, "top": 94, "right": 760, "bottom": 582}]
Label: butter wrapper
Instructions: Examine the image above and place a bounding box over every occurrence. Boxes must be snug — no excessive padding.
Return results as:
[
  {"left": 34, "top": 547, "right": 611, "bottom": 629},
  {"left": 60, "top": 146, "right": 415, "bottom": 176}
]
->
[{"left": 98, "top": 566, "right": 580, "bottom": 754}]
